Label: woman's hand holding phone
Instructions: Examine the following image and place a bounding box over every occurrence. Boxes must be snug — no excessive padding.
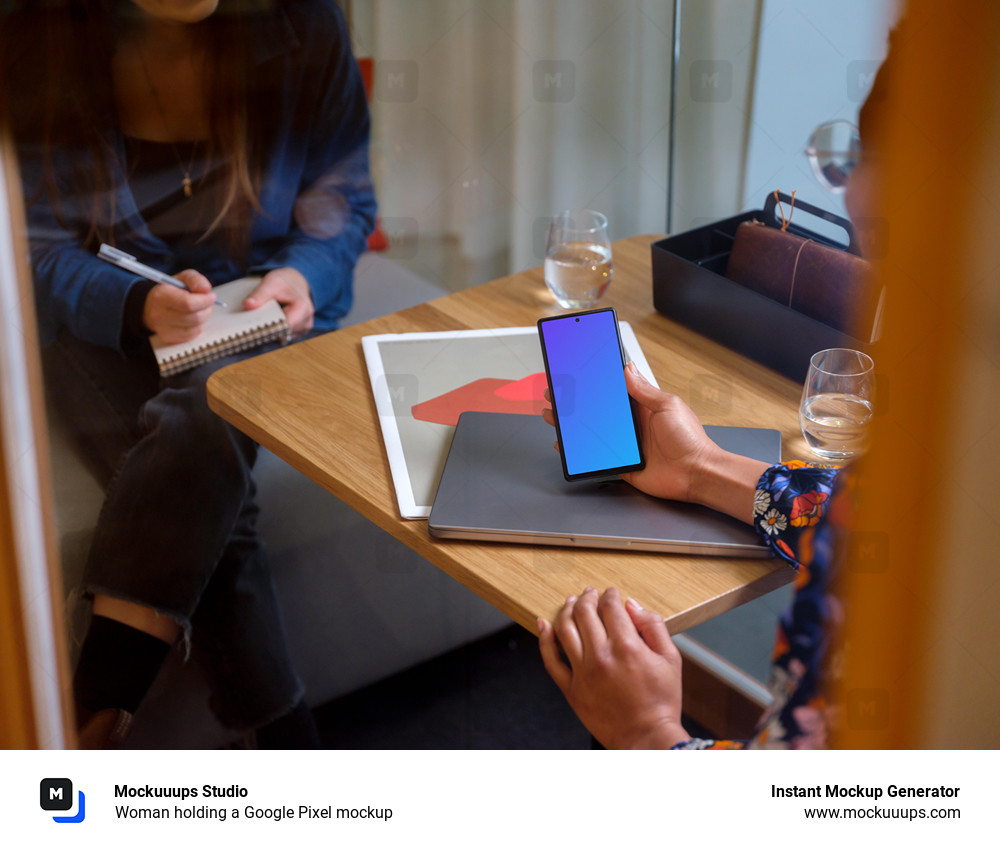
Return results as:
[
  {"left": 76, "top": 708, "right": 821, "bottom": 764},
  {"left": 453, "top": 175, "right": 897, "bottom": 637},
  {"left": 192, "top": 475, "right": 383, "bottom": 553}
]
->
[
  {"left": 541, "top": 363, "right": 715, "bottom": 500},
  {"left": 542, "top": 361, "right": 770, "bottom": 524},
  {"left": 617, "top": 363, "right": 719, "bottom": 502}
]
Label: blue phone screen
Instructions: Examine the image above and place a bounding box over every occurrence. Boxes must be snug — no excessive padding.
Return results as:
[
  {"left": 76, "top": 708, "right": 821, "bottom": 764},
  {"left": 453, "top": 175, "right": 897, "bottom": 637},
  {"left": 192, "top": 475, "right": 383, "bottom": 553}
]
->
[{"left": 540, "top": 310, "right": 642, "bottom": 477}]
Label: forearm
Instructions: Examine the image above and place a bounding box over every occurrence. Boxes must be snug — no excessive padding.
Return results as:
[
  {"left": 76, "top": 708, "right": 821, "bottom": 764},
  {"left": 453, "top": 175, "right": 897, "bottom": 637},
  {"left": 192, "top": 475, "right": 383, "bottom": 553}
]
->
[
  {"left": 32, "top": 244, "right": 144, "bottom": 352},
  {"left": 689, "top": 443, "right": 770, "bottom": 525},
  {"left": 250, "top": 144, "right": 375, "bottom": 322}
]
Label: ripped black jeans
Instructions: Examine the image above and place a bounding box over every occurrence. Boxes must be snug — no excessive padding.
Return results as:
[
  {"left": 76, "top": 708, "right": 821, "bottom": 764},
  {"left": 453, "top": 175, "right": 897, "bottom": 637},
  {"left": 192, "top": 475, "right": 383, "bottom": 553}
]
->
[{"left": 45, "top": 330, "right": 309, "bottom": 730}]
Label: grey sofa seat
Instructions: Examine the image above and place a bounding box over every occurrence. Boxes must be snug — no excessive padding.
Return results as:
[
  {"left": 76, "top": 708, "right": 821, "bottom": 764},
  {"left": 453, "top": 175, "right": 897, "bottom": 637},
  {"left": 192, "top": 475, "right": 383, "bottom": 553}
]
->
[{"left": 50, "top": 253, "right": 511, "bottom": 747}]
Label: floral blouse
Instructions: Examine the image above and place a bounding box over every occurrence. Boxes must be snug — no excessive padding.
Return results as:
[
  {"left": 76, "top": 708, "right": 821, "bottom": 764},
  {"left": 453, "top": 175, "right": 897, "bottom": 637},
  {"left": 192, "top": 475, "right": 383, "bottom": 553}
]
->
[{"left": 673, "top": 461, "right": 849, "bottom": 750}]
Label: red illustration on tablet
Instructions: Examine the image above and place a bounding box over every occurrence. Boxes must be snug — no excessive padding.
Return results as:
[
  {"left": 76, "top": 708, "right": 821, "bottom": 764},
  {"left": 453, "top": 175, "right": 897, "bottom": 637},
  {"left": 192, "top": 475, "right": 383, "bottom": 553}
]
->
[{"left": 411, "top": 373, "right": 548, "bottom": 427}]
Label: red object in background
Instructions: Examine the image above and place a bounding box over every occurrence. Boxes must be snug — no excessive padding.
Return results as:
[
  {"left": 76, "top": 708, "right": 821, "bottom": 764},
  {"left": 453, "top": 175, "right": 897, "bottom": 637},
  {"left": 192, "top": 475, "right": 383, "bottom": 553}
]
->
[
  {"left": 410, "top": 374, "right": 549, "bottom": 427},
  {"left": 366, "top": 226, "right": 389, "bottom": 252},
  {"left": 358, "top": 57, "right": 374, "bottom": 99},
  {"left": 357, "top": 56, "right": 389, "bottom": 252}
]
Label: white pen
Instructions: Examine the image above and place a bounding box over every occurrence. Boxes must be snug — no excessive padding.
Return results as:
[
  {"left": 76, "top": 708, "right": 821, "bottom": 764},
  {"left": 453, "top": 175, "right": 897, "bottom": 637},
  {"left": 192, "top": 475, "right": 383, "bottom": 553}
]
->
[{"left": 98, "top": 243, "right": 227, "bottom": 307}]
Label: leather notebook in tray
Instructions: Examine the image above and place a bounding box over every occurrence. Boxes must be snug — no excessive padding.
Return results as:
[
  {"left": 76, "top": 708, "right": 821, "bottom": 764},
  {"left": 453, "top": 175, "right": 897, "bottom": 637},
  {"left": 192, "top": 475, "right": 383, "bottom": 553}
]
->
[{"left": 650, "top": 191, "right": 883, "bottom": 383}]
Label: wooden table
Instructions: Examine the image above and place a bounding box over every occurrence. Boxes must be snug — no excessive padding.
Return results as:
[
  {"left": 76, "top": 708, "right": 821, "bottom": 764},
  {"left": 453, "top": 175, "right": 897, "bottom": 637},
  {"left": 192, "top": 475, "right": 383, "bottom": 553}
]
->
[{"left": 207, "top": 235, "right": 806, "bottom": 635}]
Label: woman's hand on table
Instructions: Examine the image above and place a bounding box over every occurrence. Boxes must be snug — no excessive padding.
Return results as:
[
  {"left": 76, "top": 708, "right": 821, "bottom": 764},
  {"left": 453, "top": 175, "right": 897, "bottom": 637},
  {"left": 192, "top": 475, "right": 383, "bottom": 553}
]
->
[
  {"left": 538, "top": 587, "right": 689, "bottom": 749},
  {"left": 244, "top": 267, "right": 314, "bottom": 338}
]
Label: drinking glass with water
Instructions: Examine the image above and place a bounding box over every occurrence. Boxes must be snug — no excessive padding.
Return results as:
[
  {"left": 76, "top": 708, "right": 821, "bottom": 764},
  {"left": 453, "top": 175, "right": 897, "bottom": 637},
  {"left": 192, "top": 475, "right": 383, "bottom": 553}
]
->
[
  {"left": 799, "top": 348, "right": 875, "bottom": 460},
  {"left": 544, "top": 210, "right": 614, "bottom": 309}
]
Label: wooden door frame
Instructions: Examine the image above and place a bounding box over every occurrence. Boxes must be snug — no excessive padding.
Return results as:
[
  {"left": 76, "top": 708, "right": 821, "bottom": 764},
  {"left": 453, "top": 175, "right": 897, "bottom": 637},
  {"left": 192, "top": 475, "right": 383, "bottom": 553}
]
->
[
  {"left": 835, "top": 0, "right": 1000, "bottom": 747},
  {"left": 0, "top": 130, "right": 74, "bottom": 749}
]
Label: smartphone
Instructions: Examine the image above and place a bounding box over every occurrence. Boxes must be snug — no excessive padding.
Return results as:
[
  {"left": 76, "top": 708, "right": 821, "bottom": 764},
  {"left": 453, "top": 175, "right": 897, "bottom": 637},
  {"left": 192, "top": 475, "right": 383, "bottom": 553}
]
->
[{"left": 537, "top": 307, "right": 645, "bottom": 481}]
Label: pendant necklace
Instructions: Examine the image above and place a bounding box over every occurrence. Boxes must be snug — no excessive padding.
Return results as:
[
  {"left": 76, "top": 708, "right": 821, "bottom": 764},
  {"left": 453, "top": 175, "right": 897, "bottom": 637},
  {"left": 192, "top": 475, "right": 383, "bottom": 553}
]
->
[{"left": 136, "top": 44, "right": 199, "bottom": 198}]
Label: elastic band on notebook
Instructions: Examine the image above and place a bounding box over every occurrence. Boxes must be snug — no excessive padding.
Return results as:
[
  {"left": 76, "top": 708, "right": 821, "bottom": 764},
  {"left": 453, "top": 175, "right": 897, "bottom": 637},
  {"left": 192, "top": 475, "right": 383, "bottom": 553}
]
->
[{"left": 774, "top": 189, "right": 796, "bottom": 232}]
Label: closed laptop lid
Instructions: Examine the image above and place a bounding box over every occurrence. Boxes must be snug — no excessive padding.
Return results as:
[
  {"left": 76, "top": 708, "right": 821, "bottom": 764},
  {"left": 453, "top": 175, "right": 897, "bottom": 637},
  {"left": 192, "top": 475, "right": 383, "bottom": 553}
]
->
[{"left": 428, "top": 412, "right": 780, "bottom": 556}]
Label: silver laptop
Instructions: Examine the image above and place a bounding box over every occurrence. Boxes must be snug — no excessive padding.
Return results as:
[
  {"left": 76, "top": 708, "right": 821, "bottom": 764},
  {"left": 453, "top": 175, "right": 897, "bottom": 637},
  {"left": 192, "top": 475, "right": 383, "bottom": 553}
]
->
[{"left": 428, "top": 411, "right": 780, "bottom": 556}]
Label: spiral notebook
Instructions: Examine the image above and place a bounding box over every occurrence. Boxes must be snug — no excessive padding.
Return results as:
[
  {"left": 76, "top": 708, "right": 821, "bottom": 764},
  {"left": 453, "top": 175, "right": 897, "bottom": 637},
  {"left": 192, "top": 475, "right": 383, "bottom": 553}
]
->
[{"left": 150, "top": 276, "right": 290, "bottom": 377}]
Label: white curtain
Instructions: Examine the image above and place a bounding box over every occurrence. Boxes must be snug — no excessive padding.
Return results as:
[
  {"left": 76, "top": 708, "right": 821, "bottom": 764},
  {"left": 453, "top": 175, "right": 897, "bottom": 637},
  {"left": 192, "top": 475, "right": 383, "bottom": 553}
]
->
[{"left": 353, "top": 1, "right": 674, "bottom": 279}]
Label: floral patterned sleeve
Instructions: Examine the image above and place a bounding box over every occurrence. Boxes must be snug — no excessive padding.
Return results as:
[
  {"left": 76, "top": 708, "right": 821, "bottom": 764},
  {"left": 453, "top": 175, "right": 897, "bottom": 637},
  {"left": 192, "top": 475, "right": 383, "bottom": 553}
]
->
[
  {"left": 752, "top": 461, "right": 839, "bottom": 568},
  {"left": 669, "top": 462, "right": 846, "bottom": 751}
]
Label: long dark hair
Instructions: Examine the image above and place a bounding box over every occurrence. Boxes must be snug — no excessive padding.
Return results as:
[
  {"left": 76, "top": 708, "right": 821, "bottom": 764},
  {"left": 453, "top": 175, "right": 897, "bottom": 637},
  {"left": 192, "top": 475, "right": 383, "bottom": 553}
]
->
[{"left": 1, "top": 0, "right": 266, "bottom": 258}]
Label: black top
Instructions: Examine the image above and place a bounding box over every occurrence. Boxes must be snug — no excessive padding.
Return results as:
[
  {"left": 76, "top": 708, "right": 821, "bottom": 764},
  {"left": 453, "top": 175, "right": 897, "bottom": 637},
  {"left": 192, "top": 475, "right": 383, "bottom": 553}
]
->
[{"left": 120, "top": 136, "right": 225, "bottom": 353}]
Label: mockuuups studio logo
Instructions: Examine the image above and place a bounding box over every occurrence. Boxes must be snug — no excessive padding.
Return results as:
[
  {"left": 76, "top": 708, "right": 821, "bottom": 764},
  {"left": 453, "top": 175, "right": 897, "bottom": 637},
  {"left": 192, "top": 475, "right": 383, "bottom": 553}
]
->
[
  {"left": 376, "top": 60, "right": 418, "bottom": 102},
  {"left": 40, "top": 778, "right": 86, "bottom": 823},
  {"left": 690, "top": 60, "right": 732, "bottom": 103},
  {"left": 533, "top": 60, "right": 575, "bottom": 102}
]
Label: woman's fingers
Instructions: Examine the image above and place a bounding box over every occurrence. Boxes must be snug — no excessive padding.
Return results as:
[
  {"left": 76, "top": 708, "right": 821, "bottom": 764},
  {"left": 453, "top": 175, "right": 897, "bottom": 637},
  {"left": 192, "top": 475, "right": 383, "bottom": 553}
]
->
[
  {"left": 537, "top": 618, "right": 572, "bottom": 694},
  {"left": 571, "top": 587, "right": 607, "bottom": 655},
  {"left": 625, "top": 597, "right": 678, "bottom": 660},
  {"left": 173, "top": 268, "right": 213, "bottom": 294},
  {"left": 553, "top": 594, "right": 583, "bottom": 664}
]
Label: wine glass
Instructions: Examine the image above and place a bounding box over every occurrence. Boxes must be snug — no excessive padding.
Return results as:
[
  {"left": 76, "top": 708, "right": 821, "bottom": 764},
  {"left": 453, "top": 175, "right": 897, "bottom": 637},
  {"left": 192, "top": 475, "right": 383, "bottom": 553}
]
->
[
  {"left": 805, "top": 120, "right": 861, "bottom": 193},
  {"left": 544, "top": 210, "right": 614, "bottom": 309},
  {"left": 799, "top": 348, "right": 875, "bottom": 460}
]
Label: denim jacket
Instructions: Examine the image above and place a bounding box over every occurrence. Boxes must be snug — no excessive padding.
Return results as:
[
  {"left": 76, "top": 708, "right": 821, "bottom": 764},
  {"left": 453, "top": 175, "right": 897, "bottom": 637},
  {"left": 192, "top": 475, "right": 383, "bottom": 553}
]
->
[{"left": 18, "top": 0, "right": 376, "bottom": 353}]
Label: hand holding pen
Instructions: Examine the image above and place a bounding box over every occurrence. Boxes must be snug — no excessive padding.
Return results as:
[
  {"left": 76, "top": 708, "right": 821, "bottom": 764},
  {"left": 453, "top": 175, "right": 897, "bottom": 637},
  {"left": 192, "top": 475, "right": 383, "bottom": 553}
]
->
[
  {"left": 99, "top": 244, "right": 227, "bottom": 306},
  {"left": 99, "top": 244, "right": 225, "bottom": 345}
]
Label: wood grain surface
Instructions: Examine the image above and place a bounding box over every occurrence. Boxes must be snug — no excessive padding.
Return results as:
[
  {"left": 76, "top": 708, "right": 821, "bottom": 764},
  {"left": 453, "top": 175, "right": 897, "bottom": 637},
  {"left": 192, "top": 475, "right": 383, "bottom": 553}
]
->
[{"left": 208, "top": 235, "right": 808, "bottom": 634}]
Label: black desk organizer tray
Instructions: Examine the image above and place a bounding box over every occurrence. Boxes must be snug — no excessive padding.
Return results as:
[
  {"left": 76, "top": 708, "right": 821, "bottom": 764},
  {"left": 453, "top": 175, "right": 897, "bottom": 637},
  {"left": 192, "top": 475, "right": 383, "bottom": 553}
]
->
[{"left": 651, "top": 192, "right": 871, "bottom": 384}]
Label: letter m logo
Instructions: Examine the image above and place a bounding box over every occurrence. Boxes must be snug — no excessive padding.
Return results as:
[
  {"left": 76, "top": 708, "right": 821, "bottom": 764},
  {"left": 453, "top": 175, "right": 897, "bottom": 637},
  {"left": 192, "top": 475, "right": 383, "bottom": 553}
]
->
[
  {"left": 846, "top": 688, "right": 889, "bottom": 730},
  {"left": 533, "top": 60, "right": 575, "bottom": 102},
  {"left": 857, "top": 70, "right": 877, "bottom": 90},
  {"left": 376, "top": 61, "right": 418, "bottom": 103},
  {"left": 40, "top": 778, "right": 73, "bottom": 812},
  {"left": 690, "top": 60, "right": 732, "bottom": 102},
  {"left": 847, "top": 60, "right": 883, "bottom": 102}
]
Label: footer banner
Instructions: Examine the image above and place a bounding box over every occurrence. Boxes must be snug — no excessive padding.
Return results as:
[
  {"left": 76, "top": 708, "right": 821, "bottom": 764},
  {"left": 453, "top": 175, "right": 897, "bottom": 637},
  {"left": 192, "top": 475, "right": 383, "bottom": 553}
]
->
[{"left": 3, "top": 749, "right": 988, "bottom": 849}]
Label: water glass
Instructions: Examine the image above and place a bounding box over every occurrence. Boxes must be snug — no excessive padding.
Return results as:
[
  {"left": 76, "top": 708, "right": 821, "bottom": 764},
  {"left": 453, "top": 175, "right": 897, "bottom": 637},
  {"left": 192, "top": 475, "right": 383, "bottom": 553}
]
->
[
  {"left": 544, "top": 209, "right": 614, "bottom": 309},
  {"left": 799, "top": 348, "right": 875, "bottom": 461}
]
